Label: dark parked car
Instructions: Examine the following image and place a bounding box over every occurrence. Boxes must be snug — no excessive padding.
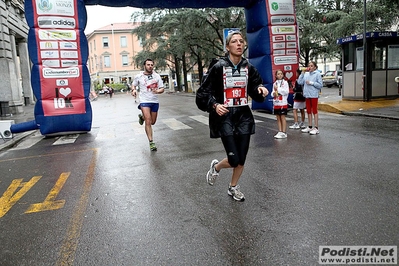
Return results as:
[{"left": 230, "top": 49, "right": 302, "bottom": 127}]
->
[{"left": 322, "top": 70, "right": 342, "bottom": 87}]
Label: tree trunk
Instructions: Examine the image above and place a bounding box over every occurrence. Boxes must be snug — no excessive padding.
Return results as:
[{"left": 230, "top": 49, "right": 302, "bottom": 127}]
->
[{"left": 182, "top": 53, "right": 188, "bottom": 93}]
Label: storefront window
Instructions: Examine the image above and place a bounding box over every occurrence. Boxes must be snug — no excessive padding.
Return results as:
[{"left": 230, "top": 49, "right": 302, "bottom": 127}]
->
[
  {"left": 372, "top": 44, "right": 386, "bottom": 70},
  {"left": 356, "top": 47, "right": 363, "bottom": 71},
  {"left": 387, "top": 45, "right": 399, "bottom": 69}
]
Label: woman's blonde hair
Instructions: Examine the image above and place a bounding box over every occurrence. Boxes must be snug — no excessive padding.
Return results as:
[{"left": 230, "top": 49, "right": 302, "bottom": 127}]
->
[{"left": 226, "top": 31, "right": 245, "bottom": 45}]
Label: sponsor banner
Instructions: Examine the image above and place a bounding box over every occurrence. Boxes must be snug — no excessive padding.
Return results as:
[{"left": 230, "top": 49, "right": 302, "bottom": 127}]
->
[
  {"left": 60, "top": 50, "right": 78, "bottom": 58},
  {"left": 60, "top": 41, "right": 78, "bottom": 49},
  {"left": 274, "top": 55, "right": 298, "bottom": 65},
  {"left": 31, "top": 0, "right": 85, "bottom": 117},
  {"left": 40, "top": 65, "right": 85, "bottom": 116},
  {"left": 286, "top": 35, "right": 297, "bottom": 41},
  {"left": 42, "top": 59, "right": 61, "bottom": 67},
  {"left": 273, "top": 35, "right": 285, "bottom": 42},
  {"left": 40, "top": 41, "right": 59, "bottom": 49},
  {"left": 37, "top": 16, "right": 76, "bottom": 29},
  {"left": 41, "top": 50, "right": 60, "bottom": 59},
  {"left": 38, "top": 29, "right": 77, "bottom": 41},
  {"left": 61, "top": 60, "right": 79, "bottom": 67},
  {"left": 270, "top": 15, "right": 295, "bottom": 25},
  {"left": 271, "top": 25, "right": 296, "bottom": 34},
  {"left": 35, "top": 0, "right": 75, "bottom": 16},
  {"left": 273, "top": 43, "right": 286, "bottom": 49},
  {"left": 273, "top": 50, "right": 286, "bottom": 55},
  {"left": 268, "top": 0, "right": 295, "bottom": 15},
  {"left": 265, "top": 0, "right": 299, "bottom": 87}
]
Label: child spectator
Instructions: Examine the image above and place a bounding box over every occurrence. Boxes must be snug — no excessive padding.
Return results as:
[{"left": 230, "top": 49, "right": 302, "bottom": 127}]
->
[
  {"left": 272, "top": 69, "right": 289, "bottom": 139},
  {"left": 289, "top": 68, "right": 306, "bottom": 129}
]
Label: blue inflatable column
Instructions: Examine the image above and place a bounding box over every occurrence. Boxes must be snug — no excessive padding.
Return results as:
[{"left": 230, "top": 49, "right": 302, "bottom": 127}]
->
[
  {"left": 245, "top": 0, "right": 299, "bottom": 111},
  {"left": 11, "top": 0, "right": 92, "bottom": 135}
]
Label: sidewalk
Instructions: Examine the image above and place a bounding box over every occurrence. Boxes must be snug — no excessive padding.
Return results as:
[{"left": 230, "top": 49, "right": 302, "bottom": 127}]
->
[
  {"left": 0, "top": 103, "right": 36, "bottom": 151},
  {"left": 318, "top": 92, "right": 399, "bottom": 120},
  {"left": 177, "top": 88, "right": 399, "bottom": 120},
  {"left": 1, "top": 90, "right": 398, "bottom": 151}
]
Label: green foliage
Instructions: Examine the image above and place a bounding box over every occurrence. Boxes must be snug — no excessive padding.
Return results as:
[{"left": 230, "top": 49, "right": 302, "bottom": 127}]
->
[
  {"left": 131, "top": 7, "right": 246, "bottom": 89},
  {"left": 297, "top": 0, "right": 399, "bottom": 66}
]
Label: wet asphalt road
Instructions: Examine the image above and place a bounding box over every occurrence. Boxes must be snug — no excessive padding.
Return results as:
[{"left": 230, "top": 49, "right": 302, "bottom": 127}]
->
[{"left": 0, "top": 93, "right": 398, "bottom": 266}]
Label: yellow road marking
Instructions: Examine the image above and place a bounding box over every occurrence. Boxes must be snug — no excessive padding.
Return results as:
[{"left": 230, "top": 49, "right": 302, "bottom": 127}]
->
[
  {"left": 25, "top": 172, "right": 70, "bottom": 213},
  {"left": 56, "top": 148, "right": 98, "bottom": 266},
  {"left": 0, "top": 176, "right": 42, "bottom": 218}
]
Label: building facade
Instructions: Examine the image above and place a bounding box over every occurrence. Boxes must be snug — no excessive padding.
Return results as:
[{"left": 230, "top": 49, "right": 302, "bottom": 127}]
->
[
  {"left": 0, "top": 0, "right": 33, "bottom": 116},
  {"left": 86, "top": 22, "right": 172, "bottom": 90},
  {"left": 86, "top": 22, "right": 142, "bottom": 87}
]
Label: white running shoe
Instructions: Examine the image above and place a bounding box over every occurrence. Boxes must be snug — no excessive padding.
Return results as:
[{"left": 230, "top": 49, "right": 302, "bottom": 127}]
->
[
  {"left": 299, "top": 122, "right": 306, "bottom": 128},
  {"left": 206, "top": 159, "right": 219, "bottom": 185},
  {"left": 301, "top": 127, "right": 312, "bottom": 133},
  {"left": 289, "top": 123, "right": 300, "bottom": 129},
  {"left": 228, "top": 185, "right": 245, "bottom": 201},
  {"left": 310, "top": 128, "right": 320, "bottom": 135},
  {"left": 274, "top": 132, "right": 282, "bottom": 138},
  {"left": 275, "top": 132, "right": 287, "bottom": 139}
]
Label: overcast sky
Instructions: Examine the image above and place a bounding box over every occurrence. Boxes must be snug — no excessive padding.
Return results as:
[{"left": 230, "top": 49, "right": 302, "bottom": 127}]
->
[{"left": 85, "top": 5, "right": 141, "bottom": 34}]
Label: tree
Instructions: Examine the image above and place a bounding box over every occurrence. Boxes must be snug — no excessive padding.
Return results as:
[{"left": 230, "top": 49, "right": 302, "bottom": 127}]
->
[
  {"left": 131, "top": 7, "right": 246, "bottom": 92},
  {"left": 296, "top": 0, "right": 399, "bottom": 67}
]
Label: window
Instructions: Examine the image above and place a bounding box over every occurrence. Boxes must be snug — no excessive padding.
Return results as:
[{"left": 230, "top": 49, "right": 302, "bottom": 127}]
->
[
  {"left": 104, "top": 56, "right": 110, "bottom": 67},
  {"left": 388, "top": 45, "right": 399, "bottom": 69},
  {"left": 356, "top": 47, "right": 363, "bottom": 71},
  {"left": 94, "top": 40, "right": 96, "bottom": 51},
  {"left": 103, "top": 37, "right": 109, "bottom": 48},
  {"left": 120, "top": 36, "right": 127, "bottom": 47},
  {"left": 372, "top": 44, "right": 386, "bottom": 70},
  {"left": 122, "top": 55, "right": 129, "bottom": 66}
]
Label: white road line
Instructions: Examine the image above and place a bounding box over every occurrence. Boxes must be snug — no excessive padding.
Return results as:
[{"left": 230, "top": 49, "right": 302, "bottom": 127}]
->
[
  {"left": 95, "top": 127, "right": 117, "bottom": 140},
  {"left": 10, "top": 134, "right": 44, "bottom": 150},
  {"left": 162, "top": 118, "right": 192, "bottom": 130},
  {"left": 52, "top": 134, "right": 79, "bottom": 145},
  {"left": 189, "top": 115, "right": 208, "bottom": 125}
]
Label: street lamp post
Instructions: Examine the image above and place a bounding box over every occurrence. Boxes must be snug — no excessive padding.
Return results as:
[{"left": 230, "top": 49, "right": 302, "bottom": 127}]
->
[
  {"left": 111, "top": 24, "right": 118, "bottom": 83},
  {"left": 362, "top": 0, "right": 368, "bottom": 101}
]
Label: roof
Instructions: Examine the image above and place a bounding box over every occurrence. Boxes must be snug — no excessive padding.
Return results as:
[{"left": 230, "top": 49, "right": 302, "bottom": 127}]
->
[
  {"left": 336, "top": 31, "right": 399, "bottom": 45},
  {"left": 83, "top": 0, "right": 257, "bottom": 8},
  {"left": 86, "top": 22, "right": 140, "bottom": 37},
  {"left": 96, "top": 22, "right": 140, "bottom": 31}
]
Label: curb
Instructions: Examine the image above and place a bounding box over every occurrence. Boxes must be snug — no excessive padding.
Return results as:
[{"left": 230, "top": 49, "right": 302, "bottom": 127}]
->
[
  {"left": 318, "top": 103, "right": 343, "bottom": 114},
  {"left": 0, "top": 130, "right": 38, "bottom": 152},
  {"left": 341, "top": 112, "right": 399, "bottom": 120}
]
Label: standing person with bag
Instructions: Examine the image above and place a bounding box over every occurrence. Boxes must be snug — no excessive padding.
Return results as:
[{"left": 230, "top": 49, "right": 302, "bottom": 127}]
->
[
  {"left": 289, "top": 68, "right": 306, "bottom": 129},
  {"left": 196, "top": 31, "right": 269, "bottom": 202},
  {"left": 131, "top": 59, "right": 164, "bottom": 151}
]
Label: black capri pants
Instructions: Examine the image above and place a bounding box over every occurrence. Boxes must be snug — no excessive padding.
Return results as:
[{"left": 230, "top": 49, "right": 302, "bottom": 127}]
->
[{"left": 221, "top": 134, "right": 251, "bottom": 167}]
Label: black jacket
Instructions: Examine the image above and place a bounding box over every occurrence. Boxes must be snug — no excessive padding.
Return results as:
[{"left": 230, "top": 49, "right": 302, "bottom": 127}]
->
[
  {"left": 293, "top": 80, "right": 305, "bottom": 101},
  {"left": 196, "top": 57, "right": 265, "bottom": 138}
]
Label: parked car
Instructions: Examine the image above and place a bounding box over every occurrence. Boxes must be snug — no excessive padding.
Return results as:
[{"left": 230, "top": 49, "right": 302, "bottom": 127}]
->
[{"left": 322, "top": 70, "right": 342, "bottom": 87}]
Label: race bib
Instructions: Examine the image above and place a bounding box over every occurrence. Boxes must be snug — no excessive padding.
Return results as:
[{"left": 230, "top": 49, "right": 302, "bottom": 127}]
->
[{"left": 223, "top": 66, "right": 248, "bottom": 106}]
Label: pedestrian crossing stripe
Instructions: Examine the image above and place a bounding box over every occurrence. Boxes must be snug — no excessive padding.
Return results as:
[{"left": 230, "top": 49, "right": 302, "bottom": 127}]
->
[
  {"left": 162, "top": 118, "right": 192, "bottom": 130},
  {"left": 53, "top": 134, "right": 79, "bottom": 145},
  {"left": 189, "top": 115, "right": 208, "bottom": 125},
  {"left": 9, "top": 114, "right": 276, "bottom": 148}
]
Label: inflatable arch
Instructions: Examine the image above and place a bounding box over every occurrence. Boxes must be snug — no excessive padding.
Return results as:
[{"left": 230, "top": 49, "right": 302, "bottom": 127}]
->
[{"left": 11, "top": 0, "right": 299, "bottom": 135}]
